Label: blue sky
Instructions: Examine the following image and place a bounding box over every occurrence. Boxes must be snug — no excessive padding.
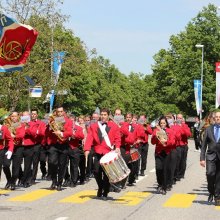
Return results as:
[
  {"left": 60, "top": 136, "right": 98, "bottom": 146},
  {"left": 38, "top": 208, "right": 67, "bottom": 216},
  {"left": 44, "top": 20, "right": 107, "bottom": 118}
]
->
[{"left": 60, "top": 0, "right": 219, "bottom": 75}]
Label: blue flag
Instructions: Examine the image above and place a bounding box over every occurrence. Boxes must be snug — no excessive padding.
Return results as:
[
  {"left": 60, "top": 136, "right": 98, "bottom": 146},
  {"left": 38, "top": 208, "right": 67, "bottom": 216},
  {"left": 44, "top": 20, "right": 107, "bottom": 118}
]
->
[
  {"left": 194, "top": 80, "right": 201, "bottom": 116},
  {"left": 52, "top": 51, "right": 65, "bottom": 85}
]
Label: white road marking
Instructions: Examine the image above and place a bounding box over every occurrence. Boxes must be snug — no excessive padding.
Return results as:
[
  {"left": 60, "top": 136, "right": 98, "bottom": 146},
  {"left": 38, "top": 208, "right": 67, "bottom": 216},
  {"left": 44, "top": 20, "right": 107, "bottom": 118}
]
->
[
  {"left": 55, "top": 217, "right": 69, "bottom": 220},
  {"left": 149, "top": 168, "right": 155, "bottom": 173}
]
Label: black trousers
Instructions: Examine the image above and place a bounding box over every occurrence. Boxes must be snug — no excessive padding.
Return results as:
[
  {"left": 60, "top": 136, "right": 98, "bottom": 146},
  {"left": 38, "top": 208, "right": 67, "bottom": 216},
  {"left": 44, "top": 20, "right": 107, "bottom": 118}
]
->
[
  {"left": 31, "top": 144, "right": 41, "bottom": 181},
  {"left": 86, "top": 148, "right": 94, "bottom": 177},
  {"left": 11, "top": 146, "right": 34, "bottom": 185},
  {"left": 167, "top": 149, "right": 177, "bottom": 186},
  {"left": 68, "top": 147, "right": 81, "bottom": 184},
  {"left": 206, "top": 158, "right": 220, "bottom": 198},
  {"left": 138, "top": 143, "right": 149, "bottom": 172},
  {"left": 0, "top": 149, "right": 11, "bottom": 182},
  {"left": 175, "top": 146, "right": 188, "bottom": 179},
  {"left": 93, "top": 153, "right": 110, "bottom": 196},
  {"left": 48, "top": 144, "right": 68, "bottom": 186},
  {"left": 120, "top": 147, "right": 136, "bottom": 184},
  {"left": 39, "top": 147, "right": 48, "bottom": 176},
  {"left": 155, "top": 151, "right": 171, "bottom": 190}
]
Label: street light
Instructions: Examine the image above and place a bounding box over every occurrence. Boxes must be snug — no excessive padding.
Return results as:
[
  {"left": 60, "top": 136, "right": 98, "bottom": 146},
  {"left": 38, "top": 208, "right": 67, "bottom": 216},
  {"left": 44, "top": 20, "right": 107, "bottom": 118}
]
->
[{"left": 195, "top": 44, "right": 204, "bottom": 120}]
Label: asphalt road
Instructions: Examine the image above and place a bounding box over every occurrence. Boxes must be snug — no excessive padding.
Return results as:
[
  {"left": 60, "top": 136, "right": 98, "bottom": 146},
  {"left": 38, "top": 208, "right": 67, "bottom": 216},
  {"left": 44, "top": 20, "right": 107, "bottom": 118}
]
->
[{"left": 0, "top": 139, "right": 219, "bottom": 220}]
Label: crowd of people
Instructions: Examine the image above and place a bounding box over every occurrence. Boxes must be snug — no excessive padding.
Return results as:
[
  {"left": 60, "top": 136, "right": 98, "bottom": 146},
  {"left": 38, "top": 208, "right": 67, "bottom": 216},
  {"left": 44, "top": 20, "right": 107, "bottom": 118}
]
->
[{"left": 0, "top": 106, "right": 219, "bottom": 206}]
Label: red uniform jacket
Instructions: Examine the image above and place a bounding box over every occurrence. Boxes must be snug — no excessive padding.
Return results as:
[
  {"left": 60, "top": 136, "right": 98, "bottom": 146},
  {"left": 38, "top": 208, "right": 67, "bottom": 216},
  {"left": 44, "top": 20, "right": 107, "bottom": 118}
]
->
[
  {"left": 120, "top": 122, "right": 136, "bottom": 154},
  {"left": 14, "top": 124, "right": 26, "bottom": 147},
  {"left": 0, "top": 125, "right": 14, "bottom": 152},
  {"left": 172, "top": 124, "right": 191, "bottom": 146},
  {"left": 151, "top": 127, "right": 176, "bottom": 155},
  {"left": 139, "top": 124, "right": 153, "bottom": 143},
  {"left": 29, "top": 120, "right": 46, "bottom": 144},
  {"left": 68, "top": 124, "right": 84, "bottom": 150},
  {"left": 44, "top": 117, "right": 73, "bottom": 145},
  {"left": 84, "top": 121, "right": 121, "bottom": 155}
]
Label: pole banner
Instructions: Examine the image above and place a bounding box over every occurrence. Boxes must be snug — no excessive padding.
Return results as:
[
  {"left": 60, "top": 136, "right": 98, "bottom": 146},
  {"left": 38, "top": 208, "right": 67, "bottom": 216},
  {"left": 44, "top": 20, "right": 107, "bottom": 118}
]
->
[
  {"left": 194, "top": 79, "right": 201, "bottom": 116},
  {"left": 216, "top": 62, "right": 220, "bottom": 108}
]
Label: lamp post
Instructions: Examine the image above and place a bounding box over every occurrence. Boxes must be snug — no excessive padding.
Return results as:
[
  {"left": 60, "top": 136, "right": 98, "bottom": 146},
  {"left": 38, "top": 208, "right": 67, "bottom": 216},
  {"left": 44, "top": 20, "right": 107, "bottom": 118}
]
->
[{"left": 195, "top": 44, "right": 204, "bottom": 120}]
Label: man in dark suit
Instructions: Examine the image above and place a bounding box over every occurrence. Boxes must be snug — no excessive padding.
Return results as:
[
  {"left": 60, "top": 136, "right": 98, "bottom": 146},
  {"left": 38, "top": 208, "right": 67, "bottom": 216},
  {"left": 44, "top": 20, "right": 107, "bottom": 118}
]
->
[{"left": 200, "top": 111, "right": 220, "bottom": 206}]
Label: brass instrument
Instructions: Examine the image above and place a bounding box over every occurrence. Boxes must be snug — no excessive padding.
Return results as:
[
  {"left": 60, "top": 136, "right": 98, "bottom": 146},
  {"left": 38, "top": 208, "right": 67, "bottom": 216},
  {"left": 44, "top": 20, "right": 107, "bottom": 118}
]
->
[
  {"left": 3, "top": 116, "right": 21, "bottom": 145},
  {"left": 48, "top": 114, "right": 65, "bottom": 141},
  {"left": 109, "top": 115, "right": 124, "bottom": 127},
  {"left": 156, "top": 128, "right": 168, "bottom": 146}
]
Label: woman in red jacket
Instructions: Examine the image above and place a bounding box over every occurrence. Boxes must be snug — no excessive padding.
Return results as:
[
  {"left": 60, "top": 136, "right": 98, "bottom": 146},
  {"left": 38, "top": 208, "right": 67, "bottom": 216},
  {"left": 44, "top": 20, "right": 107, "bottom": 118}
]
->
[{"left": 151, "top": 116, "right": 176, "bottom": 195}]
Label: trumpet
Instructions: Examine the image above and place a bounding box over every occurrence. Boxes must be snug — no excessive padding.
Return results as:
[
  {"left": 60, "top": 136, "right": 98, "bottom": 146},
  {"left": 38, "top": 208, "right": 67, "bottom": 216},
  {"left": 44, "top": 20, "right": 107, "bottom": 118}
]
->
[
  {"left": 156, "top": 127, "right": 168, "bottom": 146},
  {"left": 48, "top": 114, "right": 65, "bottom": 141}
]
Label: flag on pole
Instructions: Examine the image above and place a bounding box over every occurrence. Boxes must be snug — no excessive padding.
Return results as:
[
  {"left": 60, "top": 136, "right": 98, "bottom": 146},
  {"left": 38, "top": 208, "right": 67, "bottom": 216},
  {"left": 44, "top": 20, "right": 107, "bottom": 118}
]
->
[
  {"left": 194, "top": 80, "right": 202, "bottom": 116},
  {"left": 53, "top": 51, "right": 65, "bottom": 85},
  {"left": 0, "top": 13, "right": 38, "bottom": 72},
  {"left": 216, "top": 62, "right": 220, "bottom": 108}
]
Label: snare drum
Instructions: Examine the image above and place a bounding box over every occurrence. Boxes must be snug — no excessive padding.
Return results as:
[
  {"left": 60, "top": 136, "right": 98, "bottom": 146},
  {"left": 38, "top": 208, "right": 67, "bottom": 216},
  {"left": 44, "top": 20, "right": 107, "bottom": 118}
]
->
[
  {"left": 129, "top": 148, "right": 140, "bottom": 163},
  {"left": 100, "top": 151, "right": 130, "bottom": 183}
]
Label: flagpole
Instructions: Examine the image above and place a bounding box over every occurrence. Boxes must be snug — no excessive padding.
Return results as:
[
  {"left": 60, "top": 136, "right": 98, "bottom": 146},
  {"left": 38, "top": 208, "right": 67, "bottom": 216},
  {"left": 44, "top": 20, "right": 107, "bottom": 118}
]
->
[{"left": 50, "top": 22, "right": 54, "bottom": 113}]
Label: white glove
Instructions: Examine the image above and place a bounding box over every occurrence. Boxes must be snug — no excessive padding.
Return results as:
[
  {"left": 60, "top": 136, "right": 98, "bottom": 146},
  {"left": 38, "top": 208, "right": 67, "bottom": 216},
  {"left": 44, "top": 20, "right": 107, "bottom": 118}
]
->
[{"left": 5, "top": 151, "right": 12, "bottom": 160}]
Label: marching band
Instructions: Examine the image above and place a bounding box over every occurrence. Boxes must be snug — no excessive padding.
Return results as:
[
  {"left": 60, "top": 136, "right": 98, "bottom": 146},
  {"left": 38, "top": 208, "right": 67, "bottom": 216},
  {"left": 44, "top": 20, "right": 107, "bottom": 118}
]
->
[{"left": 1, "top": 106, "right": 219, "bottom": 206}]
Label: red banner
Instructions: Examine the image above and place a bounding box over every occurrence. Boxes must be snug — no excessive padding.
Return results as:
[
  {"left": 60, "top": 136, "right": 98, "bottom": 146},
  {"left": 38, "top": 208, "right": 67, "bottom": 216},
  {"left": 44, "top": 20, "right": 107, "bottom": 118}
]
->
[{"left": 0, "top": 14, "right": 38, "bottom": 72}]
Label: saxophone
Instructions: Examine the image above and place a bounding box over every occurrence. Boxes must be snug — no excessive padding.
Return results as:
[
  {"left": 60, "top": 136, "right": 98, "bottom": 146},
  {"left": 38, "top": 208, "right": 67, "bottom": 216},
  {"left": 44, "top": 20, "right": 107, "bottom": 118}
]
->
[{"left": 48, "top": 114, "right": 65, "bottom": 141}]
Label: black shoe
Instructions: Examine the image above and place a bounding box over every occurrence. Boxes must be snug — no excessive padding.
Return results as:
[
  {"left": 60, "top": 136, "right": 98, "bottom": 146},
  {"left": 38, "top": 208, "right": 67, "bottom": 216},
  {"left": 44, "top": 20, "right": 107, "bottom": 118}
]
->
[
  {"left": 31, "top": 180, "right": 36, "bottom": 185},
  {"left": 157, "top": 186, "right": 162, "bottom": 193},
  {"left": 17, "top": 180, "right": 23, "bottom": 187},
  {"left": 70, "top": 182, "right": 77, "bottom": 188},
  {"left": 208, "top": 194, "right": 214, "bottom": 203},
  {"left": 97, "top": 189, "right": 103, "bottom": 197},
  {"left": 41, "top": 174, "right": 46, "bottom": 180},
  {"left": 103, "top": 191, "right": 108, "bottom": 198},
  {"left": 127, "top": 183, "right": 134, "bottom": 187},
  {"left": 57, "top": 185, "right": 62, "bottom": 191},
  {"left": 80, "top": 180, "right": 85, "bottom": 185},
  {"left": 140, "top": 171, "right": 145, "bottom": 176},
  {"left": 46, "top": 175, "right": 52, "bottom": 181},
  {"left": 4, "top": 182, "right": 10, "bottom": 190},
  {"left": 50, "top": 182, "right": 57, "bottom": 190},
  {"left": 161, "top": 189, "right": 166, "bottom": 195},
  {"left": 62, "top": 179, "right": 70, "bottom": 187},
  {"left": 102, "top": 196, "right": 107, "bottom": 201},
  {"left": 10, "top": 184, "right": 16, "bottom": 191},
  {"left": 23, "top": 183, "right": 30, "bottom": 188},
  {"left": 166, "top": 186, "right": 172, "bottom": 191}
]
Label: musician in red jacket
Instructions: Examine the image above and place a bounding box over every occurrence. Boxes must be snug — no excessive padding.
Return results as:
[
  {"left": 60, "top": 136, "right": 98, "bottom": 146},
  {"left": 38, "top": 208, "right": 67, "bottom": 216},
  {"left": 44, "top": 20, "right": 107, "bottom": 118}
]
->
[
  {"left": 44, "top": 106, "right": 72, "bottom": 191},
  {"left": 151, "top": 116, "right": 176, "bottom": 195},
  {"left": 137, "top": 115, "right": 153, "bottom": 176},
  {"left": 84, "top": 108, "right": 121, "bottom": 200},
  {"left": 68, "top": 115, "right": 84, "bottom": 187},
  {"left": 0, "top": 122, "right": 14, "bottom": 189},
  {"left": 174, "top": 114, "right": 192, "bottom": 181},
  {"left": 7, "top": 112, "right": 26, "bottom": 190},
  {"left": 29, "top": 109, "right": 46, "bottom": 184},
  {"left": 120, "top": 113, "right": 138, "bottom": 186}
]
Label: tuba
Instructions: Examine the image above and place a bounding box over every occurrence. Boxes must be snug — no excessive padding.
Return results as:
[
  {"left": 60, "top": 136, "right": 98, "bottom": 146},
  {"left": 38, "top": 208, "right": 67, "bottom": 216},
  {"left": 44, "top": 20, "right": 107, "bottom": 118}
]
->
[
  {"left": 48, "top": 114, "right": 65, "bottom": 141},
  {"left": 156, "top": 128, "right": 168, "bottom": 146}
]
